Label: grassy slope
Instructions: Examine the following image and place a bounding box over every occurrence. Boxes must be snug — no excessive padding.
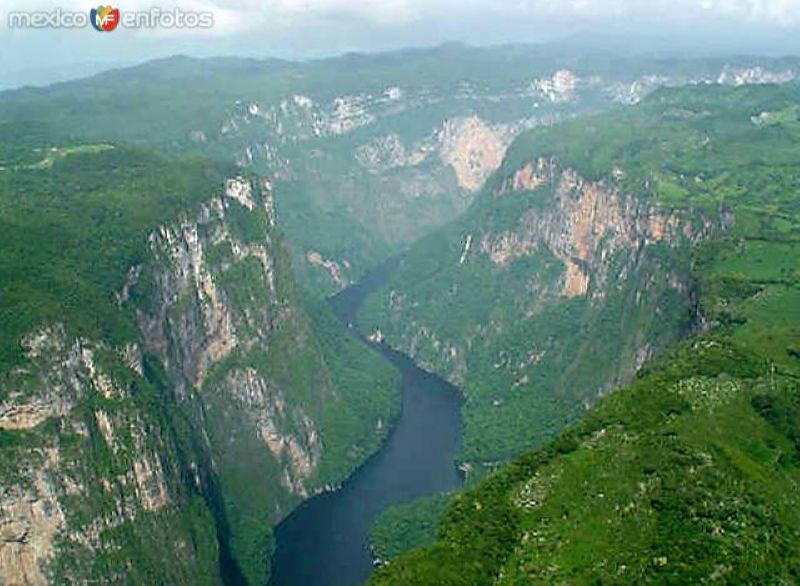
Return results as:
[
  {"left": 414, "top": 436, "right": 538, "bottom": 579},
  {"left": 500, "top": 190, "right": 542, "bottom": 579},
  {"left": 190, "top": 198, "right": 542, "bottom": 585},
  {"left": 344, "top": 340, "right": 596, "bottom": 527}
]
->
[{"left": 369, "top": 83, "right": 800, "bottom": 583}]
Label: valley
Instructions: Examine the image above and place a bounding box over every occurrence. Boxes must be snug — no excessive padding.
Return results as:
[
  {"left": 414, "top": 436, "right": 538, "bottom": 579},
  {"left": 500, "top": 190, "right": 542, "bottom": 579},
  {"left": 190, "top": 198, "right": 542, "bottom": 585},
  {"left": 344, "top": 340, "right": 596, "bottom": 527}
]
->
[
  {"left": 270, "top": 259, "right": 462, "bottom": 586},
  {"left": 0, "top": 45, "right": 798, "bottom": 585}
]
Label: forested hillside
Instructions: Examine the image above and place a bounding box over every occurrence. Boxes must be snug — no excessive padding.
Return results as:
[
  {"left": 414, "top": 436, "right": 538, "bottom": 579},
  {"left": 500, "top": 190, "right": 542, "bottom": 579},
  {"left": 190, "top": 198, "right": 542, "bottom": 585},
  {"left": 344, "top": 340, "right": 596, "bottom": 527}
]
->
[
  {"left": 0, "top": 122, "right": 397, "bottom": 584},
  {"left": 1, "top": 46, "right": 799, "bottom": 584},
  {"left": 368, "top": 82, "right": 800, "bottom": 583}
]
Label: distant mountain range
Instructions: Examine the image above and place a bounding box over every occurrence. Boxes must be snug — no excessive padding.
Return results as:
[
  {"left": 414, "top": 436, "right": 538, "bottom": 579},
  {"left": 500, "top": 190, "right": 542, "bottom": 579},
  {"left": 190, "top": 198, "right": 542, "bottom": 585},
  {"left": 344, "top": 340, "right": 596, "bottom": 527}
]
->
[{"left": 0, "top": 44, "right": 798, "bottom": 584}]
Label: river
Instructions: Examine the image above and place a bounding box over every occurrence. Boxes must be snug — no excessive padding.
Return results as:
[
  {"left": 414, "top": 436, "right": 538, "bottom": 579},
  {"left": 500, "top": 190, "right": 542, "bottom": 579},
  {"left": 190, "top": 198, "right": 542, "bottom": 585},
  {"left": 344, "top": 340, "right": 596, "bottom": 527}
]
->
[{"left": 269, "top": 259, "right": 464, "bottom": 586}]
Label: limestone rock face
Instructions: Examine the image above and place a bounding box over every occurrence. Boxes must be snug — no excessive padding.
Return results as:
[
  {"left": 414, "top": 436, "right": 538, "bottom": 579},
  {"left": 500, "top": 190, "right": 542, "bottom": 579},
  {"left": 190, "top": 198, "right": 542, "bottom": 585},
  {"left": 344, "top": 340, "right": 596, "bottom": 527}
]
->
[
  {"left": 353, "top": 116, "right": 515, "bottom": 192},
  {"left": 137, "top": 178, "right": 279, "bottom": 390},
  {"left": 0, "top": 177, "right": 334, "bottom": 582},
  {"left": 357, "top": 151, "right": 730, "bottom": 467},
  {"left": 0, "top": 325, "right": 175, "bottom": 584},
  {"left": 438, "top": 116, "right": 511, "bottom": 192},
  {"left": 222, "top": 368, "right": 321, "bottom": 498},
  {"left": 484, "top": 161, "right": 699, "bottom": 298},
  {"left": 529, "top": 69, "right": 580, "bottom": 103},
  {"left": 306, "top": 250, "right": 349, "bottom": 288},
  {"left": 216, "top": 60, "right": 794, "bottom": 296},
  {"left": 0, "top": 447, "right": 66, "bottom": 586}
]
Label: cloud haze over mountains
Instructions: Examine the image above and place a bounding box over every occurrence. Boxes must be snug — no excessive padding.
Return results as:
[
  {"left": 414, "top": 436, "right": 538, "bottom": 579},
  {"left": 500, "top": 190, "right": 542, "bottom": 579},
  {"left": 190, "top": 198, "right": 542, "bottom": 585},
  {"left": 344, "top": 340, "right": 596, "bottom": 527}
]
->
[{"left": 3, "top": 0, "right": 800, "bottom": 88}]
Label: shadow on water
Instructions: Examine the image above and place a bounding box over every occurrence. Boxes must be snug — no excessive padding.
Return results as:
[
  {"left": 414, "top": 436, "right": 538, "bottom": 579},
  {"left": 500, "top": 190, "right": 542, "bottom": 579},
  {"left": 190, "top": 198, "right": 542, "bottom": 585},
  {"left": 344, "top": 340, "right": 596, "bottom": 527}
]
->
[{"left": 269, "top": 258, "right": 464, "bottom": 586}]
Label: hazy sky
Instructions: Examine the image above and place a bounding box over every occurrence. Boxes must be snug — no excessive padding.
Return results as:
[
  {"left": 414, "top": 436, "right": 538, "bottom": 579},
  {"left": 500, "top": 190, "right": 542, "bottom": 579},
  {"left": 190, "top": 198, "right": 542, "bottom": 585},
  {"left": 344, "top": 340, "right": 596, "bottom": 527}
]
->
[{"left": 3, "top": 0, "right": 800, "bottom": 87}]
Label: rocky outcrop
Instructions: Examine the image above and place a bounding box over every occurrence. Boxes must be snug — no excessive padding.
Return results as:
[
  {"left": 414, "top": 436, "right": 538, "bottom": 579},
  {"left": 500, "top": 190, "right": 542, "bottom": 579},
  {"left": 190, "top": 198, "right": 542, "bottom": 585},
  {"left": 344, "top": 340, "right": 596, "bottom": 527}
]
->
[
  {"left": 354, "top": 134, "right": 412, "bottom": 173},
  {"left": 306, "top": 250, "right": 349, "bottom": 289},
  {"left": 223, "top": 368, "right": 321, "bottom": 497},
  {"left": 225, "top": 176, "right": 257, "bottom": 210},
  {"left": 0, "top": 328, "right": 80, "bottom": 584},
  {"left": 139, "top": 213, "right": 237, "bottom": 389},
  {"left": 607, "top": 65, "right": 796, "bottom": 105},
  {"left": 0, "top": 326, "right": 120, "bottom": 432},
  {"left": 483, "top": 160, "right": 703, "bottom": 297},
  {"left": 717, "top": 65, "right": 795, "bottom": 86},
  {"left": 0, "top": 325, "right": 177, "bottom": 584},
  {"left": 0, "top": 448, "right": 66, "bottom": 586},
  {"left": 354, "top": 116, "right": 515, "bottom": 192},
  {"left": 438, "top": 116, "right": 511, "bottom": 192},
  {"left": 504, "top": 158, "right": 557, "bottom": 193},
  {"left": 217, "top": 58, "right": 796, "bottom": 299},
  {"left": 221, "top": 86, "right": 415, "bottom": 146},
  {"left": 529, "top": 70, "right": 581, "bottom": 103},
  {"left": 0, "top": 176, "right": 324, "bottom": 582},
  {"left": 137, "top": 177, "right": 277, "bottom": 389},
  {"left": 357, "top": 151, "right": 724, "bottom": 467}
]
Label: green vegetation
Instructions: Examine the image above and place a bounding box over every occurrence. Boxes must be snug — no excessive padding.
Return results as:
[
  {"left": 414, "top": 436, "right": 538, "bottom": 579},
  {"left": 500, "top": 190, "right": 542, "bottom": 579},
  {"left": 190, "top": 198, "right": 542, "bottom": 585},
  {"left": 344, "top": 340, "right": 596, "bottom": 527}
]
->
[
  {"left": 0, "top": 123, "right": 234, "bottom": 371},
  {"left": 0, "top": 343, "right": 227, "bottom": 583},
  {"left": 6, "top": 51, "right": 791, "bottom": 297},
  {"left": 197, "top": 299, "right": 400, "bottom": 583},
  {"left": 2, "top": 49, "right": 800, "bottom": 585},
  {"left": 274, "top": 173, "right": 395, "bottom": 296},
  {"left": 370, "top": 82, "right": 800, "bottom": 584},
  {"left": 372, "top": 341, "right": 800, "bottom": 584},
  {"left": 0, "top": 120, "right": 399, "bottom": 584},
  {"left": 0, "top": 143, "right": 114, "bottom": 171},
  {"left": 370, "top": 494, "right": 452, "bottom": 563},
  {"left": 309, "top": 299, "right": 401, "bottom": 486},
  {"left": 358, "top": 150, "right": 695, "bottom": 471}
]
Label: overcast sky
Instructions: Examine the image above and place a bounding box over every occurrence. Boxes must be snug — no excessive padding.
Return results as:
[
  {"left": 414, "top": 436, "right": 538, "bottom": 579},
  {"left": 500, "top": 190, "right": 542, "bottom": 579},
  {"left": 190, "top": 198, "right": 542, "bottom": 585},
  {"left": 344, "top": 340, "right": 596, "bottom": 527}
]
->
[{"left": 3, "top": 0, "right": 800, "bottom": 88}]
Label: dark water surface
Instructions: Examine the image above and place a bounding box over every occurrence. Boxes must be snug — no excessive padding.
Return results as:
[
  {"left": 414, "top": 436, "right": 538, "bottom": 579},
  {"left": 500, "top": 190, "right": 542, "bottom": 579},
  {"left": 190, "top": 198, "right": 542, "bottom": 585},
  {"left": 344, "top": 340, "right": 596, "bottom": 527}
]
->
[{"left": 269, "top": 259, "right": 464, "bottom": 586}]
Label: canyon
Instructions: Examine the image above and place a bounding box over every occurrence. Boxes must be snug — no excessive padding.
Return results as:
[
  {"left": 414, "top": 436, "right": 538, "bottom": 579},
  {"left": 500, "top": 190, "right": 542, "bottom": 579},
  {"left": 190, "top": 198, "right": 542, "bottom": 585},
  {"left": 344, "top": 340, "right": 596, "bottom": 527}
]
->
[{"left": 0, "top": 45, "right": 798, "bottom": 584}]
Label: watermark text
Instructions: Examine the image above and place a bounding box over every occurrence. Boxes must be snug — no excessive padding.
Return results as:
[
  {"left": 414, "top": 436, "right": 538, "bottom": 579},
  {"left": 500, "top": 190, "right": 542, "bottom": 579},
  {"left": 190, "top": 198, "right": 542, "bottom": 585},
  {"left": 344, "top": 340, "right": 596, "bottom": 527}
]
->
[{"left": 8, "top": 6, "right": 215, "bottom": 31}]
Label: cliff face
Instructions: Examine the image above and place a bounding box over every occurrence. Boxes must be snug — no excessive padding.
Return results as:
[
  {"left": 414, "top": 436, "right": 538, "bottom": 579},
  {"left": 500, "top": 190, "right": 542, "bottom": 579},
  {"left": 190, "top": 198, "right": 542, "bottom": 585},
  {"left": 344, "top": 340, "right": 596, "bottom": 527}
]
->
[
  {"left": 0, "top": 175, "right": 397, "bottom": 584},
  {"left": 353, "top": 115, "right": 514, "bottom": 193},
  {"left": 138, "top": 178, "right": 275, "bottom": 390},
  {"left": 486, "top": 159, "right": 708, "bottom": 298},
  {"left": 134, "top": 176, "right": 329, "bottom": 505},
  {"left": 177, "top": 55, "right": 796, "bottom": 298},
  {"left": 0, "top": 325, "right": 217, "bottom": 585},
  {"left": 228, "top": 109, "right": 524, "bottom": 296},
  {"left": 358, "top": 157, "right": 715, "bottom": 469},
  {"left": 2, "top": 51, "right": 797, "bottom": 585},
  {"left": 369, "top": 81, "right": 800, "bottom": 586},
  {"left": 1, "top": 51, "right": 795, "bottom": 304}
]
